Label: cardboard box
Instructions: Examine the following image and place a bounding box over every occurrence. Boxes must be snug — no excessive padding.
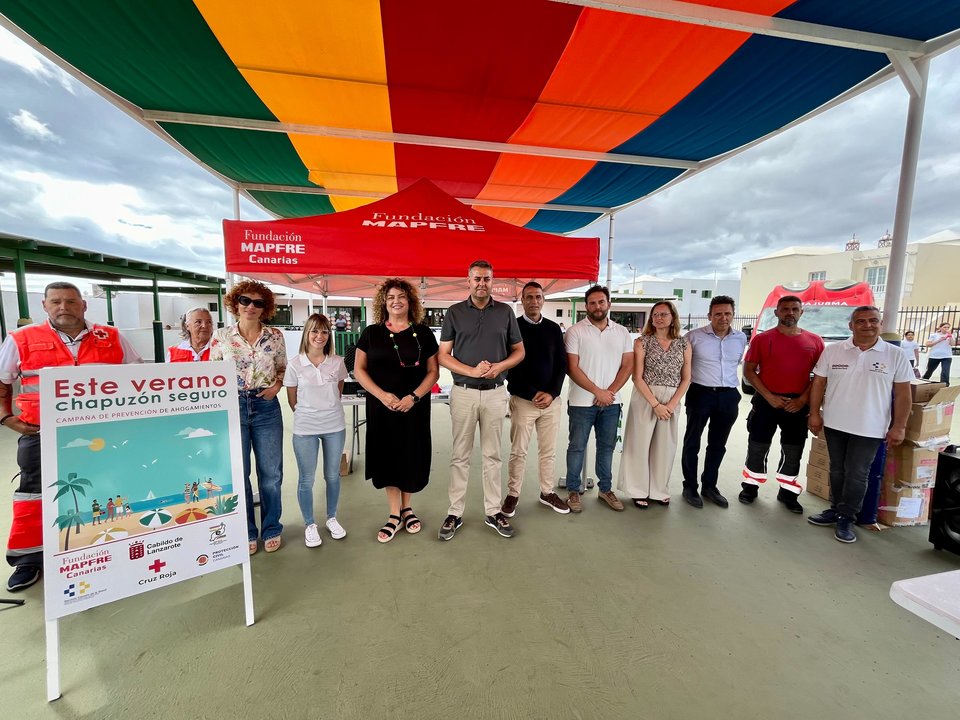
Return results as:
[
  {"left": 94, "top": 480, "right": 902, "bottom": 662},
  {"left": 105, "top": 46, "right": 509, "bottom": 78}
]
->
[
  {"left": 878, "top": 484, "right": 932, "bottom": 527},
  {"left": 805, "top": 463, "right": 830, "bottom": 500},
  {"left": 911, "top": 379, "right": 946, "bottom": 404},
  {"left": 904, "top": 385, "right": 960, "bottom": 442},
  {"left": 883, "top": 443, "right": 941, "bottom": 488},
  {"left": 807, "top": 443, "right": 830, "bottom": 471}
]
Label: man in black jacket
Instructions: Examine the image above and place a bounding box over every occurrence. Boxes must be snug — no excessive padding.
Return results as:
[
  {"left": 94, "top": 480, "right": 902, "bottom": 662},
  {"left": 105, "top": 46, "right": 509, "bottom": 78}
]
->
[{"left": 503, "top": 282, "right": 570, "bottom": 516}]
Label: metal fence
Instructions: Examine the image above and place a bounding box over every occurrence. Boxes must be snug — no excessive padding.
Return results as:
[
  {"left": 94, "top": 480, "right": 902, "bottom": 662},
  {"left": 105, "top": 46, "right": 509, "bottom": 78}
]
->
[
  {"left": 897, "top": 306, "right": 960, "bottom": 355},
  {"left": 682, "top": 314, "right": 758, "bottom": 332}
]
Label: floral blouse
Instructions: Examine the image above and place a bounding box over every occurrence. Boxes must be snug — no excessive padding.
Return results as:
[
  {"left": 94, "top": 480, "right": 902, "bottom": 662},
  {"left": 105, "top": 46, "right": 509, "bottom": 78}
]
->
[
  {"left": 640, "top": 334, "right": 688, "bottom": 388},
  {"left": 210, "top": 325, "right": 287, "bottom": 392}
]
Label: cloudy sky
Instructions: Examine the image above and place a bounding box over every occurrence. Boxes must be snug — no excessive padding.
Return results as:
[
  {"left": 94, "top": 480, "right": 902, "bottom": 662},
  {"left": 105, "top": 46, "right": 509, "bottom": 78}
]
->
[{"left": 1, "top": 25, "right": 959, "bottom": 290}]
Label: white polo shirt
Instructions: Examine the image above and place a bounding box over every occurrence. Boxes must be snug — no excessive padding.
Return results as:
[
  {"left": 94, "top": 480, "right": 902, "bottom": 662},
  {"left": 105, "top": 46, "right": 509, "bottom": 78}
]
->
[
  {"left": 564, "top": 317, "right": 634, "bottom": 407},
  {"left": 282, "top": 353, "right": 348, "bottom": 435},
  {"left": 813, "top": 337, "right": 913, "bottom": 438}
]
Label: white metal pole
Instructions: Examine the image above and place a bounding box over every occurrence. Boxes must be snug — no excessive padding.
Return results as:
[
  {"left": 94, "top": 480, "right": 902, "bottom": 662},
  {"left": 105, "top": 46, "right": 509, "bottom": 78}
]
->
[
  {"left": 882, "top": 57, "right": 929, "bottom": 333},
  {"left": 45, "top": 619, "right": 61, "bottom": 701},
  {"left": 227, "top": 187, "right": 241, "bottom": 291},
  {"left": 241, "top": 561, "right": 255, "bottom": 626},
  {"left": 606, "top": 213, "right": 615, "bottom": 287}
]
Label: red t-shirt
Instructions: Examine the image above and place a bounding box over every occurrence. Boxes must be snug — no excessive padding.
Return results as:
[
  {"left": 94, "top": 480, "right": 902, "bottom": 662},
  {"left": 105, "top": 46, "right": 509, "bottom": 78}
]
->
[{"left": 745, "top": 328, "right": 825, "bottom": 395}]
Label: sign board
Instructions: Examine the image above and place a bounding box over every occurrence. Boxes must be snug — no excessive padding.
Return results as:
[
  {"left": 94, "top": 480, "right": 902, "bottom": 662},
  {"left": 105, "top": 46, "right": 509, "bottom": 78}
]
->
[{"left": 40, "top": 361, "right": 250, "bottom": 621}]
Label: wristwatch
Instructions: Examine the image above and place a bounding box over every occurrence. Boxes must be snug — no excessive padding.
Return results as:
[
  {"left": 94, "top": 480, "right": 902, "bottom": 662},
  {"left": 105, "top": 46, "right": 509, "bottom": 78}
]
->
[{"left": 411, "top": 393, "right": 421, "bottom": 404}]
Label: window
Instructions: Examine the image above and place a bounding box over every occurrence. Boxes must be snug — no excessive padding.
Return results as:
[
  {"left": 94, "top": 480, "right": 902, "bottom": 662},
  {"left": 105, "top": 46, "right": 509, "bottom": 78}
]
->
[
  {"left": 864, "top": 266, "right": 887, "bottom": 295},
  {"left": 556, "top": 309, "right": 563, "bottom": 318},
  {"left": 701, "top": 290, "right": 712, "bottom": 299},
  {"left": 809, "top": 271, "right": 826, "bottom": 281},
  {"left": 673, "top": 288, "right": 684, "bottom": 299},
  {"left": 207, "top": 302, "right": 218, "bottom": 312}
]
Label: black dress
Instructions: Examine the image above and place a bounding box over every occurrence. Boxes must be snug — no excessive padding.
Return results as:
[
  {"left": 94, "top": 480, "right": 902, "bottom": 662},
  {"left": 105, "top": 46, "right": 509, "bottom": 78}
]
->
[{"left": 356, "top": 323, "right": 439, "bottom": 492}]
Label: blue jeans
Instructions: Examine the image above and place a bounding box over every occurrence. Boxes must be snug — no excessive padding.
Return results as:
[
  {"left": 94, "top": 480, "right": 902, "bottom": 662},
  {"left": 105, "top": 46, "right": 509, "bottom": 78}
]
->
[
  {"left": 239, "top": 393, "right": 284, "bottom": 541},
  {"left": 292, "top": 430, "right": 346, "bottom": 525},
  {"left": 923, "top": 357, "right": 952, "bottom": 386},
  {"left": 565, "top": 404, "right": 621, "bottom": 493},
  {"left": 823, "top": 427, "right": 883, "bottom": 520}
]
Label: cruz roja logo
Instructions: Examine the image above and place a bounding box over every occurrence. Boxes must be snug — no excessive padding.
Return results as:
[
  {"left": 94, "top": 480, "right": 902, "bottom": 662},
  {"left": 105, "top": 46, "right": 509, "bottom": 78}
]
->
[
  {"left": 63, "top": 581, "right": 91, "bottom": 598},
  {"left": 139, "top": 558, "right": 177, "bottom": 586}
]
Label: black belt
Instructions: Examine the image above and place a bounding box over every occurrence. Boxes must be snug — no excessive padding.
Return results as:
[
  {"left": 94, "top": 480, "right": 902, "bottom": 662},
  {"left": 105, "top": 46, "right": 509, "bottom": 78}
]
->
[
  {"left": 692, "top": 383, "right": 738, "bottom": 392},
  {"left": 454, "top": 381, "right": 503, "bottom": 391},
  {"left": 240, "top": 388, "right": 270, "bottom": 396}
]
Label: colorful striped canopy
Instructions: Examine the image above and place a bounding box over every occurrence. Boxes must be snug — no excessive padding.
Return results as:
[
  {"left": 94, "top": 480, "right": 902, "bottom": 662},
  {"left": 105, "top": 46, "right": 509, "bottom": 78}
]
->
[{"left": 2, "top": 1, "right": 959, "bottom": 234}]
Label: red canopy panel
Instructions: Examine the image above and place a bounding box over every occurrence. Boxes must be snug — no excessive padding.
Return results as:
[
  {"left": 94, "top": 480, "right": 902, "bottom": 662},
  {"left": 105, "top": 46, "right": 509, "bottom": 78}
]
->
[{"left": 223, "top": 179, "right": 599, "bottom": 300}]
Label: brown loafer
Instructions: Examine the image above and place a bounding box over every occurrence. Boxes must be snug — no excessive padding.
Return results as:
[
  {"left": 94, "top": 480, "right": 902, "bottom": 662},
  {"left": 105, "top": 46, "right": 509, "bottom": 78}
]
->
[
  {"left": 598, "top": 490, "right": 625, "bottom": 511},
  {"left": 567, "top": 491, "right": 582, "bottom": 514}
]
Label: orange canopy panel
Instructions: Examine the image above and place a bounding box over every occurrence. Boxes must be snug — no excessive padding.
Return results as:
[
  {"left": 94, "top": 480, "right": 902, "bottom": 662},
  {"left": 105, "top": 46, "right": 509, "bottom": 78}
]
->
[{"left": 223, "top": 179, "right": 599, "bottom": 300}]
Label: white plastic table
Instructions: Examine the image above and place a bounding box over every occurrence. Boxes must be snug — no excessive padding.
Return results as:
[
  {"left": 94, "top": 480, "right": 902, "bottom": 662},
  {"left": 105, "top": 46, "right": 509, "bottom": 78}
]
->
[{"left": 890, "top": 569, "right": 960, "bottom": 639}]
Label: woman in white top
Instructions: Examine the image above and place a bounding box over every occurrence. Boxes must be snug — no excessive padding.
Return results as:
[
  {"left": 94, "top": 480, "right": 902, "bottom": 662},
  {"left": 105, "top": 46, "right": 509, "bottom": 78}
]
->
[
  {"left": 900, "top": 330, "right": 919, "bottom": 368},
  {"left": 922, "top": 322, "right": 955, "bottom": 386},
  {"left": 284, "top": 314, "right": 348, "bottom": 548}
]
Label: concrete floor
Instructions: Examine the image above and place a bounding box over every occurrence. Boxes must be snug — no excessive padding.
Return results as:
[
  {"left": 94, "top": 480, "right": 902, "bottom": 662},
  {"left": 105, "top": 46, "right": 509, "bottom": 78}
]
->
[{"left": 2, "top": 367, "right": 959, "bottom": 719}]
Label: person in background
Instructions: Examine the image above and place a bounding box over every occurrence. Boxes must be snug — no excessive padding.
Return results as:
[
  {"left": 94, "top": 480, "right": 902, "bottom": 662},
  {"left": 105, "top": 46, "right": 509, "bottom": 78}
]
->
[
  {"left": 922, "top": 322, "right": 954, "bottom": 386},
  {"left": 564, "top": 285, "right": 633, "bottom": 514},
  {"left": 210, "top": 280, "right": 286, "bottom": 555},
  {"left": 438, "top": 260, "right": 524, "bottom": 540},
  {"left": 284, "top": 314, "right": 348, "bottom": 548},
  {"left": 808, "top": 306, "right": 912, "bottom": 543},
  {"left": 0, "top": 281, "right": 141, "bottom": 592},
  {"left": 739, "top": 296, "right": 824, "bottom": 514},
  {"left": 899, "top": 330, "right": 920, "bottom": 369},
  {"left": 167, "top": 307, "right": 214, "bottom": 362},
  {"left": 504, "top": 282, "right": 570, "bottom": 516},
  {"left": 354, "top": 278, "right": 439, "bottom": 543},
  {"left": 680, "top": 295, "right": 748, "bottom": 509},
  {"left": 617, "top": 301, "right": 691, "bottom": 508}
]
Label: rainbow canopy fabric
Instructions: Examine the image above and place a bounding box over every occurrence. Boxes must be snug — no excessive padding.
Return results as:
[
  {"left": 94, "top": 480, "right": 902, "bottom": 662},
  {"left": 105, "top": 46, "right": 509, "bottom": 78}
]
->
[
  {"left": 2, "top": 0, "right": 959, "bottom": 234},
  {"left": 223, "top": 178, "right": 600, "bottom": 300}
]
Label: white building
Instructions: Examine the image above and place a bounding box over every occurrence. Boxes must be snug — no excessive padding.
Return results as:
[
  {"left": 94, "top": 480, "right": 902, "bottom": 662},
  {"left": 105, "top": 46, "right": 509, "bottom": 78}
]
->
[{"left": 614, "top": 274, "right": 741, "bottom": 316}]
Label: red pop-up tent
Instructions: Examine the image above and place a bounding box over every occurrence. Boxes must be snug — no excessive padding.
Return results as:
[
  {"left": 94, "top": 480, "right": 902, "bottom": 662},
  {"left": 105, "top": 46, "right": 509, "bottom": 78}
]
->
[{"left": 223, "top": 179, "right": 598, "bottom": 300}]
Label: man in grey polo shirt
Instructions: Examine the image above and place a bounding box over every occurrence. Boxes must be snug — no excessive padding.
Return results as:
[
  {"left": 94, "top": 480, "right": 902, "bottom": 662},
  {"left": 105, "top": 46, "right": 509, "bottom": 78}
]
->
[{"left": 438, "top": 260, "right": 525, "bottom": 541}]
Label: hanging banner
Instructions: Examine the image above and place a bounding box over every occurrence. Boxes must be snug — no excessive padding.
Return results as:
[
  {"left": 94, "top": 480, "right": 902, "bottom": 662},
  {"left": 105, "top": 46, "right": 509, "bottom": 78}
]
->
[{"left": 40, "top": 361, "right": 248, "bottom": 620}]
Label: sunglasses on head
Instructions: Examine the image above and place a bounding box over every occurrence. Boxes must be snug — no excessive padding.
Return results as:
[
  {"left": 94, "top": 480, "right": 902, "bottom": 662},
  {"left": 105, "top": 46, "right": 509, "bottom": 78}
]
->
[{"left": 237, "top": 295, "right": 266, "bottom": 309}]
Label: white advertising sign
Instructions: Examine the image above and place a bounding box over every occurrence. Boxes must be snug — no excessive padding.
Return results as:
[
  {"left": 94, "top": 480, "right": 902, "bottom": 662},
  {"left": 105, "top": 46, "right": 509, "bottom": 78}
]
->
[{"left": 40, "top": 361, "right": 250, "bottom": 621}]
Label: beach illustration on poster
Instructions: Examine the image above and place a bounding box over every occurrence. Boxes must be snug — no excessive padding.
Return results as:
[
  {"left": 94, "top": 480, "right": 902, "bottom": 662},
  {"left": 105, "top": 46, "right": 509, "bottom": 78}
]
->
[{"left": 52, "top": 412, "right": 237, "bottom": 553}]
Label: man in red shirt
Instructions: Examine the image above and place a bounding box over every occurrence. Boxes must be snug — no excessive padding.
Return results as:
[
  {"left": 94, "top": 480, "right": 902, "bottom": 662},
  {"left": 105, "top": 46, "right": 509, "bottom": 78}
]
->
[{"left": 739, "top": 296, "right": 825, "bottom": 513}]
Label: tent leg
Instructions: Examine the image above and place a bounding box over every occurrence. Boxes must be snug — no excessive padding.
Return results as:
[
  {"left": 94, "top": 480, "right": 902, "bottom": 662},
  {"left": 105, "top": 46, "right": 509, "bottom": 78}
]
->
[
  {"left": 882, "top": 56, "right": 929, "bottom": 333},
  {"left": 605, "top": 213, "right": 615, "bottom": 288}
]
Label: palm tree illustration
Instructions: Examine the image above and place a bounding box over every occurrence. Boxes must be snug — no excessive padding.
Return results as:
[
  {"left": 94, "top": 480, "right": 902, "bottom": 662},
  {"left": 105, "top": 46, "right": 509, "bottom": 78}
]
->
[
  {"left": 50, "top": 472, "right": 92, "bottom": 551},
  {"left": 53, "top": 509, "right": 85, "bottom": 551}
]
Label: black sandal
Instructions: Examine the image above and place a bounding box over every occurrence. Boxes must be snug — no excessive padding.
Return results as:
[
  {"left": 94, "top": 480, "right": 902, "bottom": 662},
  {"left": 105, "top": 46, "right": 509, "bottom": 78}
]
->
[
  {"left": 400, "top": 507, "right": 422, "bottom": 534},
  {"left": 378, "top": 514, "right": 401, "bottom": 544},
  {"left": 632, "top": 498, "right": 649, "bottom": 509}
]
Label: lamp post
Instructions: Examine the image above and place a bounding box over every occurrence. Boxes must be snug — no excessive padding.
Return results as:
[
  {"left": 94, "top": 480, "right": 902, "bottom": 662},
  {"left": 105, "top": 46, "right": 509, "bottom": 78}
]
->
[{"left": 627, "top": 263, "right": 637, "bottom": 294}]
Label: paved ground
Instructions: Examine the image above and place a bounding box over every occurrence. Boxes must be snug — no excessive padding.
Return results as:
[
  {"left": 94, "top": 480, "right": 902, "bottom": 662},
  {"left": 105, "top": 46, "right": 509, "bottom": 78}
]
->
[{"left": 1, "top": 366, "right": 959, "bottom": 719}]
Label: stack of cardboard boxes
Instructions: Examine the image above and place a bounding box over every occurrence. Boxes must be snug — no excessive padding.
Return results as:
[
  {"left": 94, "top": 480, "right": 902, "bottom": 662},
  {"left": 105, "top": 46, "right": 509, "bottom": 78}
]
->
[
  {"left": 879, "top": 381, "right": 960, "bottom": 526},
  {"left": 804, "top": 379, "right": 960, "bottom": 527}
]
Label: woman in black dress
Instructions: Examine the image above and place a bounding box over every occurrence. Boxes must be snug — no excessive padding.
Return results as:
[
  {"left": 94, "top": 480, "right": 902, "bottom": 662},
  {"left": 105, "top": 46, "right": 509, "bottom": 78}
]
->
[{"left": 354, "top": 278, "right": 440, "bottom": 543}]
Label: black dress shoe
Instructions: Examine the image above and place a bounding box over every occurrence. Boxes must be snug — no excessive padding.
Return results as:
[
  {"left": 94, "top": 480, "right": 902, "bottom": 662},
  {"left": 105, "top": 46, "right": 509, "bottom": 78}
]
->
[
  {"left": 682, "top": 489, "right": 703, "bottom": 508},
  {"left": 702, "top": 488, "right": 729, "bottom": 508},
  {"left": 738, "top": 483, "right": 759, "bottom": 505}
]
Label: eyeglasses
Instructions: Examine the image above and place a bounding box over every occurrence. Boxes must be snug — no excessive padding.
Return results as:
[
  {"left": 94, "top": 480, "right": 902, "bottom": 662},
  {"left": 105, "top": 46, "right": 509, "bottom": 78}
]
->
[
  {"left": 237, "top": 295, "right": 266, "bottom": 309},
  {"left": 651, "top": 312, "right": 672, "bottom": 319}
]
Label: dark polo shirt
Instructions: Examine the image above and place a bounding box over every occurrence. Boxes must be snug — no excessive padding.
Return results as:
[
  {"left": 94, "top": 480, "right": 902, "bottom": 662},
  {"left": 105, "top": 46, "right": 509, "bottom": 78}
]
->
[{"left": 440, "top": 297, "right": 522, "bottom": 385}]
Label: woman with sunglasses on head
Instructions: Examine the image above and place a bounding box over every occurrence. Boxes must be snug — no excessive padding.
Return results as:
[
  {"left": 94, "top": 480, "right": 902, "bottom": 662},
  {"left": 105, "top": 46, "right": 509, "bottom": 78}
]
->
[
  {"left": 210, "top": 281, "right": 287, "bottom": 555},
  {"left": 283, "top": 314, "right": 348, "bottom": 548},
  {"left": 617, "top": 301, "right": 692, "bottom": 508},
  {"left": 353, "top": 278, "right": 439, "bottom": 543},
  {"left": 166, "top": 307, "right": 214, "bottom": 362}
]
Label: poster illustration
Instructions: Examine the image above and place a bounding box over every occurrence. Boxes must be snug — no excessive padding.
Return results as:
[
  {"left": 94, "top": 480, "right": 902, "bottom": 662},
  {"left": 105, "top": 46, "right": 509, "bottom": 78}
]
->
[{"left": 40, "top": 361, "right": 248, "bottom": 620}]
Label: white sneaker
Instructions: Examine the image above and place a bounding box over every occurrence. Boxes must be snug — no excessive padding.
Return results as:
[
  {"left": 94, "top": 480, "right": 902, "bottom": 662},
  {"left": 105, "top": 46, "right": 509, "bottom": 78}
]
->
[
  {"left": 304, "top": 523, "right": 322, "bottom": 547},
  {"left": 326, "top": 517, "right": 347, "bottom": 540}
]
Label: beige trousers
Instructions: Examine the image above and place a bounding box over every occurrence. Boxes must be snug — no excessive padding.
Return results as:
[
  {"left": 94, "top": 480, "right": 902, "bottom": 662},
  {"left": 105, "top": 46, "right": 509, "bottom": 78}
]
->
[
  {"left": 617, "top": 385, "right": 679, "bottom": 502},
  {"left": 507, "top": 395, "right": 561, "bottom": 498},
  {"left": 448, "top": 385, "right": 510, "bottom": 517}
]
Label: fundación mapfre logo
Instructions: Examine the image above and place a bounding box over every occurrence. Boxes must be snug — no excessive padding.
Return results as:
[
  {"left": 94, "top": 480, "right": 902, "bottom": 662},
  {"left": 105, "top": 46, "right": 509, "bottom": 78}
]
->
[{"left": 209, "top": 522, "right": 227, "bottom": 546}]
